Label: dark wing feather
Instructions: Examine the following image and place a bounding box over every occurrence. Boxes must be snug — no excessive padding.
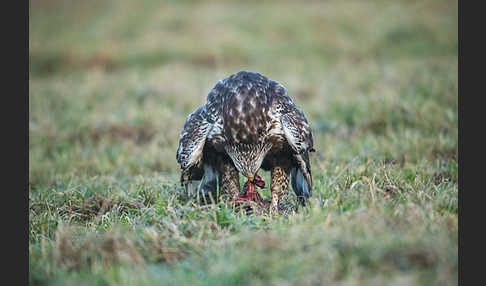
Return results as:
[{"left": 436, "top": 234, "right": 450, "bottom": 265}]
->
[
  {"left": 270, "top": 86, "right": 314, "bottom": 203},
  {"left": 268, "top": 81, "right": 314, "bottom": 154},
  {"left": 281, "top": 108, "right": 314, "bottom": 201},
  {"left": 281, "top": 109, "right": 314, "bottom": 154},
  {"left": 176, "top": 106, "right": 213, "bottom": 184},
  {"left": 290, "top": 152, "right": 312, "bottom": 204}
]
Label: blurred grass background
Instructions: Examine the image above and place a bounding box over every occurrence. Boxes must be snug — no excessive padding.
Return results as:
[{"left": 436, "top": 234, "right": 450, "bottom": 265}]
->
[{"left": 29, "top": 0, "right": 457, "bottom": 285}]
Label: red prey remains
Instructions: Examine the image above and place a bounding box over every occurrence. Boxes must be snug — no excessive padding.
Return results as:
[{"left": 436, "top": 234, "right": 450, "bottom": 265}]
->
[{"left": 233, "top": 175, "right": 266, "bottom": 214}]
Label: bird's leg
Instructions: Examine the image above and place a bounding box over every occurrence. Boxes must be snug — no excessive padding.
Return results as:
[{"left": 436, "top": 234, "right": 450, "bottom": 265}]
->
[
  {"left": 218, "top": 161, "right": 240, "bottom": 202},
  {"left": 270, "top": 165, "right": 291, "bottom": 214}
]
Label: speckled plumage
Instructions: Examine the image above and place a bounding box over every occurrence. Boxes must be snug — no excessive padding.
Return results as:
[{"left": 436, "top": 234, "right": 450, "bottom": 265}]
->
[{"left": 176, "top": 71, "right": 314, "bottom": 207}]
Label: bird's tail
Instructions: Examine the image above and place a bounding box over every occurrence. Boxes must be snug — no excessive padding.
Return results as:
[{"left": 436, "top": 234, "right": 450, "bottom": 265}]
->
[
  {"left": 291, "top": 167, "right": 311, "bottom": 206},
  {"left": 291, "top": 152, "right": 312, "bottom": 206}
]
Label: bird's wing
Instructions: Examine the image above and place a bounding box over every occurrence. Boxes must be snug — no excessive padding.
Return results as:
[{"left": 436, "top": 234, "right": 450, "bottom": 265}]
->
[
  {"left": 176, "top": 106, "right": 213, "bottom": 184},
  {"left": 281, "top": 108, "right": 314, "bottom": 155},
  {"left": 270, "top": 86, "right": 314, "bottom": 202},
  {"left": 281, "top": 107, "right": 314, "bottom": 201},
  {"left": 270, "top": 84, "right": 314, "bottom": 154}
]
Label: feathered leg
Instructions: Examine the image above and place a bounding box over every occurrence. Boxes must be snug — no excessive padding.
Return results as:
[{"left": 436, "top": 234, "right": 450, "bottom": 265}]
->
[
  {"left": 218, "top": 161, "right": 240, "bottom": 202},
  {"left": 270, "top": 165, "right": 291, "bottom": 214}
]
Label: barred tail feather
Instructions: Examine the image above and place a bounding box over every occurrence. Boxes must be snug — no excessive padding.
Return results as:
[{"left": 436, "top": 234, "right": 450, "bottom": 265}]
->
[
  {"left": 291, "top": 152, "right": 312, "bottom": 206},
  {"left": 291, "top": 167, "right": 311, "bottom": 205}
]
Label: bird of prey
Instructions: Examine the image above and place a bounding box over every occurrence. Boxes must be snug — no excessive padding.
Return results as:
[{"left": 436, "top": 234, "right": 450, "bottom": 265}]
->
[{"left": 176, "top": 71, "right": 314, "bottom": 213}]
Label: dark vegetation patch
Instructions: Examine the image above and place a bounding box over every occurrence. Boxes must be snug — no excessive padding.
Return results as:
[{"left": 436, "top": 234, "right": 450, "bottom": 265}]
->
[
  {"left": 30, "top": 48, "right": 252, "bottom": 77},
  {"left": 57, "top": 194, "right": 144, "bottom": 223},
  {"left": 79, "top": 123, "right": 156, "bottom": 146},
  {"left": 30, "top": 51, "right": 119, "bottom": 77},
  {"left": 30, "top": 194, "right": 145, "bottom": 224},
  {"left": 52, "top": 227, "right": 144, "bottom": 271},
  {"left": 30, "top": 45, "right": 230, "bottom": 77},
  {"left": 434, "top": 171, "right": 454, "bottom": 185},
  {"left": 431, "top": 145, "right": 457, "bottom": 162},
  {"left": 376, "top": 23, "right": 457, "bottom": 59},
  {"left": 381, "top": 245, "right": 438, "bottom": 271},
  {"left": 41, "top": 123, "right": 156, "bottom": 155}
]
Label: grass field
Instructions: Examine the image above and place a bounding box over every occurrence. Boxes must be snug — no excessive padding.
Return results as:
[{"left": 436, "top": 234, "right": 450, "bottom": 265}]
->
[{"left": 29, "top": 0, "right": 458, "bottom": 285}]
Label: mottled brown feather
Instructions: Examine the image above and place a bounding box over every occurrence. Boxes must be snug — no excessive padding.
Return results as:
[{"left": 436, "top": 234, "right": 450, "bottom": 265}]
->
[{"left": 176, "top": 71, "right": 314, "bottom": 207}]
